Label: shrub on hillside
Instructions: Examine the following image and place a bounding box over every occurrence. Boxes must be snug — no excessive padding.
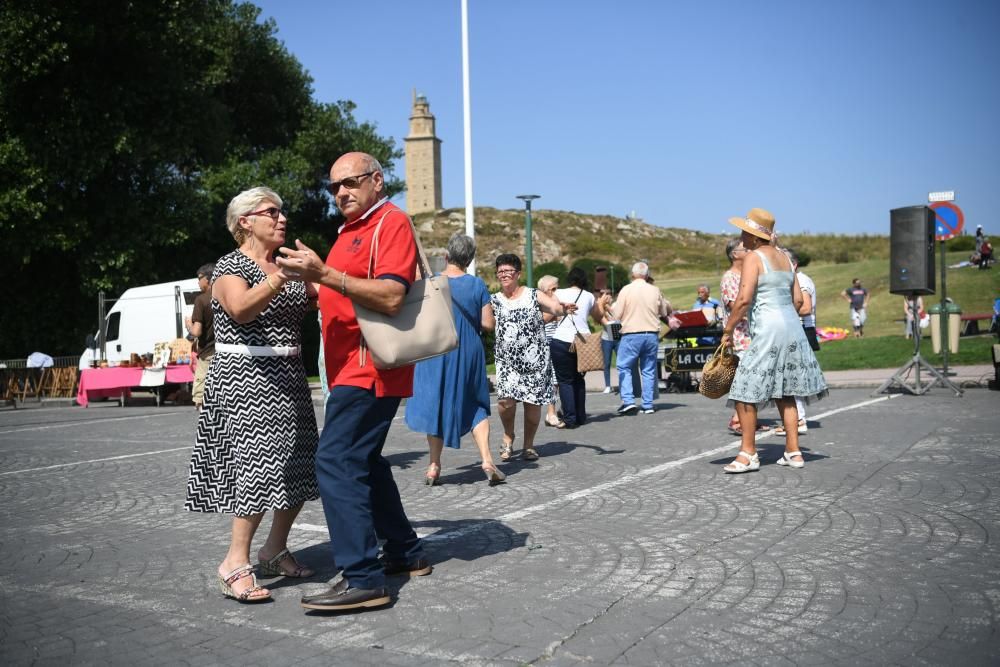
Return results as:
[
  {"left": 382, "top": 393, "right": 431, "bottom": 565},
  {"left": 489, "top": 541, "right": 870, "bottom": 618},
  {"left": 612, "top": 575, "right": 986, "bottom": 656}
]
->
[{"left": 946, "top": 235, "right": 976, "bottom": 252}]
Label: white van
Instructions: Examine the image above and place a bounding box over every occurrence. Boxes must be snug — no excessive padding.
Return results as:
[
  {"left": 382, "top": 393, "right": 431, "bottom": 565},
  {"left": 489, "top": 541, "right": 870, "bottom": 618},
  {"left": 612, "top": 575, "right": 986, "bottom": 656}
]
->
[{"left": 79, "top": 279, "right": 202, "bottom": 369}]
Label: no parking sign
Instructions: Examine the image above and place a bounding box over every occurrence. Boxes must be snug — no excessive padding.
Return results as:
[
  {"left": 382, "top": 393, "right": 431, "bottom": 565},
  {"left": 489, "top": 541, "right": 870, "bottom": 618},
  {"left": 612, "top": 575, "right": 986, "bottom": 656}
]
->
[{"left": 930, "top": 202, "right": 964, "bottom": 241}]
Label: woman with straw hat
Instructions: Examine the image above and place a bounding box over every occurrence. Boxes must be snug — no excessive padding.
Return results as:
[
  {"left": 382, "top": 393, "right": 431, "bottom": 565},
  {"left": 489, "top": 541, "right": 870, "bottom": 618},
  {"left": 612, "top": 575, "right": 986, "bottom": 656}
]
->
[{"left": 719, "top": 208, "right": 828, "bottom": 473}]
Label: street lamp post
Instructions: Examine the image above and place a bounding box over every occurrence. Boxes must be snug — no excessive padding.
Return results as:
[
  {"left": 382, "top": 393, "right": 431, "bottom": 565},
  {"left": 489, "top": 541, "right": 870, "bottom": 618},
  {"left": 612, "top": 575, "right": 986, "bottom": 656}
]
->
[{"left": 516, "top": 194, "right": 540, "bottom": 287}]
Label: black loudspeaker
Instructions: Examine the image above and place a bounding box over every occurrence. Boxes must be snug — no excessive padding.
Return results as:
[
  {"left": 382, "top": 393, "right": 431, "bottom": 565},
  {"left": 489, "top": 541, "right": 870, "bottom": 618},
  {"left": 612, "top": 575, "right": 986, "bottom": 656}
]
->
[{"left": 890, "top": 206, "right": 935, "bottom": 295}]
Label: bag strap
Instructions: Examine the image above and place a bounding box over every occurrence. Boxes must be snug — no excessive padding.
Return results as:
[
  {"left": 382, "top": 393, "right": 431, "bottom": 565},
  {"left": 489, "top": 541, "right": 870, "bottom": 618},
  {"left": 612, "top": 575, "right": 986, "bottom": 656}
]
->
[
  {"left": 560, "top": 289, "right": 588, "bottom": 340},
  {"left": 366, "top": 209, "right": 432, "bottom": 282},
  {"left": 359, "top": 208, "right": 434, "bottom": 366}
]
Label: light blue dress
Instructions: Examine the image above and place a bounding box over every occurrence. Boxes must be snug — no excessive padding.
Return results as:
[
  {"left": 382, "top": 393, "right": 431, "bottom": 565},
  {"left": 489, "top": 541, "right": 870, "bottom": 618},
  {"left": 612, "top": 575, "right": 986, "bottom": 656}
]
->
[
  {"left": 405, "top": 274, "right": 491, "bottom": 448},
  {"left": 727, "top": 250, "right": 828, "bottom": 409}
]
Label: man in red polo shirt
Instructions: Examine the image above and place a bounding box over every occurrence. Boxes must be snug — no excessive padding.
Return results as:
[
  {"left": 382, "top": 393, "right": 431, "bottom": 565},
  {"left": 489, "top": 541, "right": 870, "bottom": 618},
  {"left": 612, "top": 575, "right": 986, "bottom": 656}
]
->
[{"left": 277, "top": 152, "right": 429, "bottom": 612}]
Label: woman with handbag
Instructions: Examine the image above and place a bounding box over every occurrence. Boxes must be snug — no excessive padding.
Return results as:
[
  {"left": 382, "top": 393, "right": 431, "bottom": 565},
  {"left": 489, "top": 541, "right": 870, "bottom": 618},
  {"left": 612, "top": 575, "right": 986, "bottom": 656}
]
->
[
  {"left": 404, "top": 234, "right": 504, "bottom": 486},
  {"left": 492, "top": 254, "right": 575, "bottom": 461},
  {"left": 720, "top": 208, "right": 828, "bottom": 474},
  {"left": 549, "top": 267, "right": 603, "bottom": 429}
]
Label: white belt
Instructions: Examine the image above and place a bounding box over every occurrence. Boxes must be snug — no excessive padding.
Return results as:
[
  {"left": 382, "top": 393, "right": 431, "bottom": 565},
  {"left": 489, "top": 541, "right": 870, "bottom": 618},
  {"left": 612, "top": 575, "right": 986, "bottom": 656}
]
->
[{"left": 215, "top": 343, "right": 301, "bottom": 357}]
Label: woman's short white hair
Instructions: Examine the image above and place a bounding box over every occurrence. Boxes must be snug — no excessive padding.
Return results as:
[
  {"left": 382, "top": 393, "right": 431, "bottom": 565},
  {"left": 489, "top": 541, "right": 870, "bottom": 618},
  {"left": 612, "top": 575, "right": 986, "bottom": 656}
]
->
[
  {"left": 226, "top": 186, "right": 283, "bottom": 244},
  {"left": 537, "top": 275, "right": 558, "bottom": 291}
]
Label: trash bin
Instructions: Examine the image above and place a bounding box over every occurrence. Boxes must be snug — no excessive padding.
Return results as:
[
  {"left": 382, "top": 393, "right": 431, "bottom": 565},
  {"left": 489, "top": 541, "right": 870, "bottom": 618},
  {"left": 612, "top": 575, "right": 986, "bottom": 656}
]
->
[
  {"left": 946, "top": 302, "right": 961, "bottom": 354},
  {"left": 929, "top": 302, "right": 961, "bottom": 354}
]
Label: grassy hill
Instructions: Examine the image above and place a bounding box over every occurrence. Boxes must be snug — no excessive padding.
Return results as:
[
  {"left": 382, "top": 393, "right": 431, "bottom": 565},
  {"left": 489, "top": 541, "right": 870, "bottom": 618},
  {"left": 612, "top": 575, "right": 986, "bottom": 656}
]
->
[
  {"left": 416, "top": 207, "right": 998, "bottom": 370},
  {"left": 416, "top": 207, "right": 997, "bottom": 336}
]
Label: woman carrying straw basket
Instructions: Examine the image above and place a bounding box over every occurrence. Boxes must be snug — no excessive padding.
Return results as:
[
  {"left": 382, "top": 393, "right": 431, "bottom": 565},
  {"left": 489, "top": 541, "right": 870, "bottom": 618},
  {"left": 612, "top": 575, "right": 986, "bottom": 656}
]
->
[{"left": 719, "top": 208, "right": 828, "bottom": 473}]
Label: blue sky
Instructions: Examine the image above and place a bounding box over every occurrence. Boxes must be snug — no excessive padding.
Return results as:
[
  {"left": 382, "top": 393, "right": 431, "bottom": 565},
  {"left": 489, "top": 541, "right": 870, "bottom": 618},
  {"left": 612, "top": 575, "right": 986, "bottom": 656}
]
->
[{"left": 253, "top": 0, "right": 999, "bottom": 236}]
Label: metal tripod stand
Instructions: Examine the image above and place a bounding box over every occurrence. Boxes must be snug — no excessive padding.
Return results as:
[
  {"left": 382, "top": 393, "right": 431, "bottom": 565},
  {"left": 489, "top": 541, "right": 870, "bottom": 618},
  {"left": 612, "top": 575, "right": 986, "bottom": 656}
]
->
[{"left": 875, "top": 297, "right": 962, "bottom": 396}]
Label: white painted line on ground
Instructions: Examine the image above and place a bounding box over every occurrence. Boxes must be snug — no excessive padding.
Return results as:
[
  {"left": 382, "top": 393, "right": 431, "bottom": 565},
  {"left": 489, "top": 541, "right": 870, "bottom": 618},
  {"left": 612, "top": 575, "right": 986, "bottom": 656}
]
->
[
  {"left": 295, "top": 523, "right": 329, "bottom": 533},
  {"left": 0, "top": 446, "right": 191, "bottom": 476},
  {"left": 0, "top": 412, "right": 175, "bottom": 435}
]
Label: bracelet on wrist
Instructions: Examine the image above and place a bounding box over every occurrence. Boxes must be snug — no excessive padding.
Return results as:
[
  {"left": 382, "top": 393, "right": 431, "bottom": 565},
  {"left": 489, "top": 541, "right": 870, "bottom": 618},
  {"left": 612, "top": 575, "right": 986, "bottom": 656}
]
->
[
  {"left": 340, "top": 270, "right": 348, "bottom": 296},
  {"left": 265, "top": 275, "right": 280, "bottom": 293}
]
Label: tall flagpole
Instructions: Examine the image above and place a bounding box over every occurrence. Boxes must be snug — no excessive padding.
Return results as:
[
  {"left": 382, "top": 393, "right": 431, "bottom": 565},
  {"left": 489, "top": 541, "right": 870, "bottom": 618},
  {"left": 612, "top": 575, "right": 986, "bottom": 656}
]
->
[{"left": 461, "top": 0, "right": 476, "bottom": 274}]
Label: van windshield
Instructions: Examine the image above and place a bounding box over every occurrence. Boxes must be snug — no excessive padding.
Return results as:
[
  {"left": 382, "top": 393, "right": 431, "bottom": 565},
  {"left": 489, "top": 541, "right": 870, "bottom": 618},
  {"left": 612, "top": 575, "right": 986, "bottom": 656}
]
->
[{"left": 105, "top": 312, "right": 121, "bottom": 341}]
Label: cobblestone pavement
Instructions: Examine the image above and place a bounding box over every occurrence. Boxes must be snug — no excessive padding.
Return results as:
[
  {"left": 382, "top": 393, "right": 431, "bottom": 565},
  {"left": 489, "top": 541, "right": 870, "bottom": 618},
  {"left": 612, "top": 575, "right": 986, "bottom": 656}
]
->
[{"left": 1, "top": 387, "right": 998, "bottom": 666}]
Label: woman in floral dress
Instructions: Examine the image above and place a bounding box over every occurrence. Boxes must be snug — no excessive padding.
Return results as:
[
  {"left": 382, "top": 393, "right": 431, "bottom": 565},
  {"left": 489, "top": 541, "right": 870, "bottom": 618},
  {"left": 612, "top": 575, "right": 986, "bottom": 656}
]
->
[
  {"left": 720, "top": 237, "right": 754, "bottom": 435},
  {"left": 491, "top": 254, "right": 574, "bottom": 462}
]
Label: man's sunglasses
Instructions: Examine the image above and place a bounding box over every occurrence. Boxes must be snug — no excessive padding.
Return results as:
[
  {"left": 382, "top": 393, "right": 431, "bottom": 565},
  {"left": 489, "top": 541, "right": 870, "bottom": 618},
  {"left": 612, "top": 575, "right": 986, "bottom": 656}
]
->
[{"left": 327, "top": 172, "right": 374, "bottom": 195}]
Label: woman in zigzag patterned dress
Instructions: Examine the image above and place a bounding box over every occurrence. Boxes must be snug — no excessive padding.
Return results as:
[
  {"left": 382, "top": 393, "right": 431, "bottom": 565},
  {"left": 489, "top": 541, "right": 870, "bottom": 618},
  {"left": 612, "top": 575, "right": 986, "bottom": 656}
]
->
[{"left": 185, "top": 187, "right": 319, "bottom": 604}]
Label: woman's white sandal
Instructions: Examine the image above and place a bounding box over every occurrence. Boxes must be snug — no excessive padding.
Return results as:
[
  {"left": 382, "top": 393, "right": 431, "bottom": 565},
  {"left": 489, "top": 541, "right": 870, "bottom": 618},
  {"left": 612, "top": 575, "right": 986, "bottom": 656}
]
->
[
  {"left": 776, "top": 450, "right": 805, "bottom": 469},
  {"left": 724, "top": 450, "right": 760, "bottom": 474}
]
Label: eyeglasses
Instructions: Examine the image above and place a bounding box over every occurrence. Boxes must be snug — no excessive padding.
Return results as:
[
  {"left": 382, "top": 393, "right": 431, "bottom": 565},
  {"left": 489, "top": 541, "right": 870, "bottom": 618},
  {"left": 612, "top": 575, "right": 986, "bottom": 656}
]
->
[
  {"left": 327, "top": 172, "right": 374, "bottom": 195},
  {"left": 496, "top": 268, "right": 519, "bottom": 277},
  {"left": 243, "top": 206, "right": 284, "bottom": 220}
]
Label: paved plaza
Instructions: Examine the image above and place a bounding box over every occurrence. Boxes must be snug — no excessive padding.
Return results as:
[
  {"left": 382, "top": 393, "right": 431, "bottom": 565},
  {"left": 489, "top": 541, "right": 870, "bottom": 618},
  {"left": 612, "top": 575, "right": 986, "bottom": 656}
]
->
[{"left": 1, "top": 384, "right": 999, "bottom": 665}]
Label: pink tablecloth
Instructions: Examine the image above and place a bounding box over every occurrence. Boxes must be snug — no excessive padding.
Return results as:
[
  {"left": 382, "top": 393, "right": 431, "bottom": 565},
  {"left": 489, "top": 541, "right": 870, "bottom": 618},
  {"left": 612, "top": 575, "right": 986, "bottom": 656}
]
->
[{"left": 76, "top": 365, "right": 195, "bottom": 407}]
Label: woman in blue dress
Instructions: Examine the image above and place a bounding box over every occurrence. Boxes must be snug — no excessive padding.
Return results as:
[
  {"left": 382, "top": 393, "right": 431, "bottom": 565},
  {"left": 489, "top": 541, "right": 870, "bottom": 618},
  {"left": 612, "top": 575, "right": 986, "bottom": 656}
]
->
[
  {"left": 405, "top": 233, "right": 505, "bottom": 486},
  {"left": 720, "top": 208, "right": 828, "bottom": 473}
]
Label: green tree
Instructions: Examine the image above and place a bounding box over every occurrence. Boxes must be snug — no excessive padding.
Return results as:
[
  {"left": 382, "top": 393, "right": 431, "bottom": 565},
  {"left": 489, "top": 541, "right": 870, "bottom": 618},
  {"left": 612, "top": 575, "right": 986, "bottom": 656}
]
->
[
  {"left": 0, "top": 0, "right": 401, "bottom": 357},
  {"left": 533, "top": 260, "right": 568, "bottom": 286}
]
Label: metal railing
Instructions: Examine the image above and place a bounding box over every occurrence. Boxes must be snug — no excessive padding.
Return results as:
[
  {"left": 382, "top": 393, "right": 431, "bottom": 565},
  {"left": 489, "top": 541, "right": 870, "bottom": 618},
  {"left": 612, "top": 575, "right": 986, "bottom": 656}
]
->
[{"left": 0, "top": 356, "right": 81, "bottom": 369}]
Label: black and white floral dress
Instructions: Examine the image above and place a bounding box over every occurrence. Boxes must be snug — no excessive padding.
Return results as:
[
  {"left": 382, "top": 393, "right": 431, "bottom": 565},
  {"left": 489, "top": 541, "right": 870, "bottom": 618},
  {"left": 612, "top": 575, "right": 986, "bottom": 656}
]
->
[
  {"left": 491, "top": 287, "right": 554, "bottom": 405},
  {"left": 185, "top": 250, "right": 319, "bottom": 515}
]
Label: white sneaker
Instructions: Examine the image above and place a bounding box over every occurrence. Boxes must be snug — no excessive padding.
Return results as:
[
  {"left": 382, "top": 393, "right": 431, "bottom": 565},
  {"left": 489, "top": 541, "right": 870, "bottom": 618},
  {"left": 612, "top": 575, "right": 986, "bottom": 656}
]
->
[{"left": 602, "top": 387, "right": 612, "bottom": 394}]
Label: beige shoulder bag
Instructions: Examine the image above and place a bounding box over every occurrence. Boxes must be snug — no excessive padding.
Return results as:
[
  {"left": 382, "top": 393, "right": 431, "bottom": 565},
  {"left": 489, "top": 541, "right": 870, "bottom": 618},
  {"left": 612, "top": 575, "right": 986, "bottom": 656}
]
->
[{"left": 354, "top": 211, "right": 459, "bottom": 369}]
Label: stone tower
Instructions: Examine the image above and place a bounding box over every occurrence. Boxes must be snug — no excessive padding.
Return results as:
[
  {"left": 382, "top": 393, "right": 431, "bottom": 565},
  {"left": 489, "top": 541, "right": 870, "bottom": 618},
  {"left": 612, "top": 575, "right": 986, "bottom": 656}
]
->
[{"left": 404, "top": 91, "right": 442, "bottom": 215}]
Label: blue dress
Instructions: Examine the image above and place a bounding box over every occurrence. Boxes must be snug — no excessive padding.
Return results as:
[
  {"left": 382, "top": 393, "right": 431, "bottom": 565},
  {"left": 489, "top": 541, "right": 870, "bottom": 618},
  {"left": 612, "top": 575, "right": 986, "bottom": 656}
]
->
[
  {"left": 727, "top": 250, "right": 828, "bottom": 409},
  {"left": 405, "top": 274, "right": 492, "bottom": 448}
]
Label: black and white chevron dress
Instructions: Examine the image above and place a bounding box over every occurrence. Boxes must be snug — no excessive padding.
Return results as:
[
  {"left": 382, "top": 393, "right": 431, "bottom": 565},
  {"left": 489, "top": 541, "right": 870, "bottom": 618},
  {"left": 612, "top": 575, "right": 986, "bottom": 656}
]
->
[{"left": 185, "top": 250, "right": 319, "bottom": 515}]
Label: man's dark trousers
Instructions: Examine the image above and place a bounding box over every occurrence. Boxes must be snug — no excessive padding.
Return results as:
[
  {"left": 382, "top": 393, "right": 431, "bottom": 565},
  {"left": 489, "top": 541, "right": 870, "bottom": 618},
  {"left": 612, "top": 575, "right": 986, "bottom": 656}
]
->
[{"left": 317, "top": 385, "right": 423, "bottom": 589}]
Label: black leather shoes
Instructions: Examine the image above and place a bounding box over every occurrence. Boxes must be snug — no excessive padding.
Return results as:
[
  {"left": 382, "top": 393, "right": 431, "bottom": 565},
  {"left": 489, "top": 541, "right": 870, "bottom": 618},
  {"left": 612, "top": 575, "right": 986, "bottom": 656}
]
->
[
  {"left": 381, "top": 556, "right": 433, "bottom": 577},
  {"left": 300, "top": 578, "right": 390, "bottom": 611}
]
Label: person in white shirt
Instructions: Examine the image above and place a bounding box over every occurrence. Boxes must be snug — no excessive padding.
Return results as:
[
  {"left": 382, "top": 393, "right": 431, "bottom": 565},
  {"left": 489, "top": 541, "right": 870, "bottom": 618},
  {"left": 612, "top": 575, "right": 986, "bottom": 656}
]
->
[
  {"left": 776, "top": 249, "right": 817, "bottom": 436},
  {"left": 549, "top": 267, "right": 603, "bottom": 428}
]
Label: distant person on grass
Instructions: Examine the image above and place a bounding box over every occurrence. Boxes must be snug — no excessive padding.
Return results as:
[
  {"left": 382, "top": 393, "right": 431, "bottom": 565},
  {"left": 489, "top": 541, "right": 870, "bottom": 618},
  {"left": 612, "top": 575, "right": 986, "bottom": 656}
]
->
[{"left": 842, "top": 278, "right": 870, "bottom": 338}]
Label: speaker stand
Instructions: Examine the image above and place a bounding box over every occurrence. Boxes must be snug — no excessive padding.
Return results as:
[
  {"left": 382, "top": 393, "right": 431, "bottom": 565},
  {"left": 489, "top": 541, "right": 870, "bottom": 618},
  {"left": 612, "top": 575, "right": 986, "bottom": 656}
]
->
[{"left": 875, "top": 299, "right": 963, "bottom": 396}]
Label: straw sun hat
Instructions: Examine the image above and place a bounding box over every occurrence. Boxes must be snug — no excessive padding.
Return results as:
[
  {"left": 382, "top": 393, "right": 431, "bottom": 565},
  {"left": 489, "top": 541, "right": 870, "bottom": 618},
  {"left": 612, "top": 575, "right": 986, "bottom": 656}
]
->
[{"left": 728, "top": 208, "right": 775, "bottom": 240}]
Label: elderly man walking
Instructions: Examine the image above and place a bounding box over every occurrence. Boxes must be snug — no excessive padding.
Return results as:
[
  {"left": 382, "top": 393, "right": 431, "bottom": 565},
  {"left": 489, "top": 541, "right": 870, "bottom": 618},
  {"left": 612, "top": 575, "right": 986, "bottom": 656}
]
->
[
  {"left": 277, "top": 152, "right": 429, "bottom": 612},
  {"left": 597, "top": 262, "right": 671, "bottom": 415}
]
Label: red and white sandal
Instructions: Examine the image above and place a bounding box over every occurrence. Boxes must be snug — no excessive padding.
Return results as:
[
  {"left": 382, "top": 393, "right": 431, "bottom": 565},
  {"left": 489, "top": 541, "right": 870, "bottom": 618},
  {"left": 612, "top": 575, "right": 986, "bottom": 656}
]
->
[{"left": 219, "top": 564, "right": 271, "bottom": 603}]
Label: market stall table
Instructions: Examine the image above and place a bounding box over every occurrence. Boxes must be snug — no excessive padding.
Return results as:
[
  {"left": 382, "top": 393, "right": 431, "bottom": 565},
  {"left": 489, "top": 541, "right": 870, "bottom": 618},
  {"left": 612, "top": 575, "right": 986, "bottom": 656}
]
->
[{"left": 76, "top": 365, "right": 194, "bottom": 407}]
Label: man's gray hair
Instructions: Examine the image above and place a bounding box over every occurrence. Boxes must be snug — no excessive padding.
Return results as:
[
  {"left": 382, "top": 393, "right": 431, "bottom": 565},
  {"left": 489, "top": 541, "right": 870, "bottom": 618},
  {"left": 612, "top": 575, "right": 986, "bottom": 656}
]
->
[
  {"left": 631, "top": 262, "right": 649, "bottom": 277},
  {"left": 226, "top": 186, "right": 283, "bottom": 244},
  {"left": 784, "top": 248, "right": 799, "bottom": 269},
  {"left": 698, "top": 283, "right": 710, "bottom": 291},
  {"left": 356, "top": 154, "right": 384, "bottom": 176},
  {"left": 446, "top": 233, "right": 477, "bottom": 270},
  {"left": 537, "top": 274, "right": 558, "bottom": 291},
  {"left": 197, "top": 263, "right": 216, "bottom": 281}
]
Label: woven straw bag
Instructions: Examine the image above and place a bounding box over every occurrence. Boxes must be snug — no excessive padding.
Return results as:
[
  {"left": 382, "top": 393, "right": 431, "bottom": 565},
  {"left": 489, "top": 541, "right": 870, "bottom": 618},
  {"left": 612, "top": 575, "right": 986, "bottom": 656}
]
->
[{"left": 698, "top": 343, "right": 739, "bottom": 399}]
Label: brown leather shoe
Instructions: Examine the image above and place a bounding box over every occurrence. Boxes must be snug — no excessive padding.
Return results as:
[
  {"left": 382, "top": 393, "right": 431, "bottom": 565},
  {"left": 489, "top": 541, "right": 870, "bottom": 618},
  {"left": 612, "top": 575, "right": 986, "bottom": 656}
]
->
[{"left": 300, "top": 578, "right": 390, "bottom": 611}]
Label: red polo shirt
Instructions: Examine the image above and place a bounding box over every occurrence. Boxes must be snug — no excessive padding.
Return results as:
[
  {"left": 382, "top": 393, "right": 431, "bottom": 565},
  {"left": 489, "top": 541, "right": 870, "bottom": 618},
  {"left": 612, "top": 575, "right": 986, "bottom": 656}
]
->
[{"left": 319, "top": 200, "right": 417, "bottom": 397}]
